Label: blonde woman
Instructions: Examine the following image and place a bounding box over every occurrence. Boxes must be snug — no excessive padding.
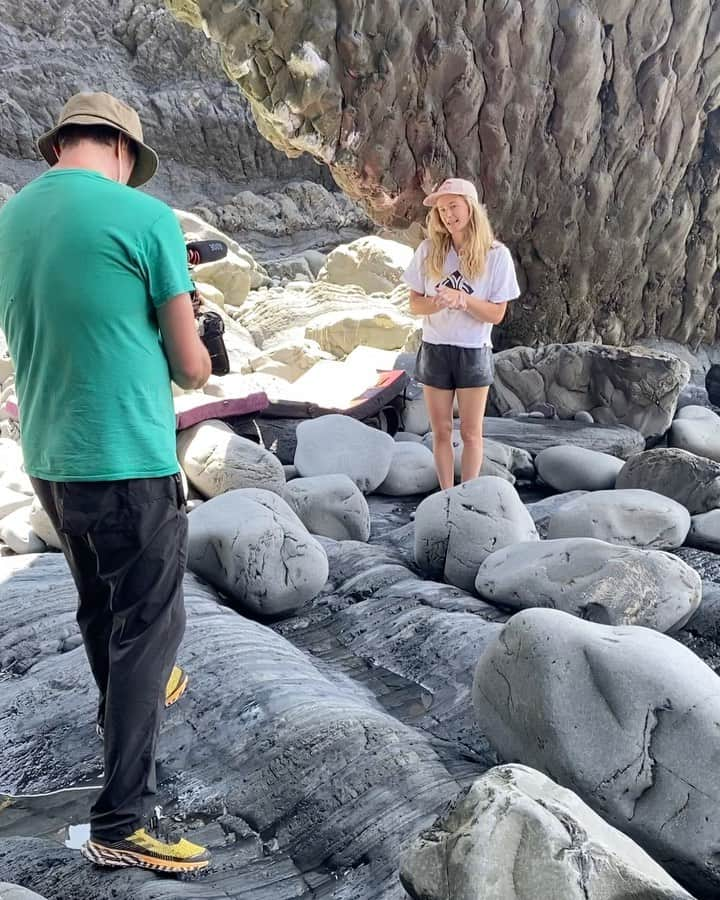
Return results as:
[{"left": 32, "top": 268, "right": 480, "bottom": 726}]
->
[{"left": 403, "top": 178, "right": 520, "bottom": 489}]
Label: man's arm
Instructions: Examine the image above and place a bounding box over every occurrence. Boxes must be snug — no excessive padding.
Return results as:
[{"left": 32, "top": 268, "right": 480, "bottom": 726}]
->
[{"left": 156, "top": 293, "right": 212, "bottom": 390}]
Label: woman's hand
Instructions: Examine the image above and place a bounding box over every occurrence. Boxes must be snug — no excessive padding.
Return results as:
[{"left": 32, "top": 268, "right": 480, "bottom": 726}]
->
[{"left": 435, "top": 286, "right": 468, "bottom": 310}]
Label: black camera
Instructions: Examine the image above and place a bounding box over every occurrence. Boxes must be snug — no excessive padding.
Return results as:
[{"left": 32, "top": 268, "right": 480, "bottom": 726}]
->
[{"left": 186, "top": 240, "right": 231, "bottom": 377}]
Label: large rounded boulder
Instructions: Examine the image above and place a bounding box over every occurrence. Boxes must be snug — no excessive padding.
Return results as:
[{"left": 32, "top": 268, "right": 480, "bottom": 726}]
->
[
  {"left": 414, "top": 477, "right": 538, "bottom": 592},
  {"left": 187, "top": 488, "right": 328, "bottom": 616},
  {"left": 472, "top": 608, "right": 720, "bottom": 898}
]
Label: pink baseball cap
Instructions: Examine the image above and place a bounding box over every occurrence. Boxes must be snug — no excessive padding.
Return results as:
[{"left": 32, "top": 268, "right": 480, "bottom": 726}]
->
[{"left": 423, "top": 177, "right": 478, "bottom": 207}]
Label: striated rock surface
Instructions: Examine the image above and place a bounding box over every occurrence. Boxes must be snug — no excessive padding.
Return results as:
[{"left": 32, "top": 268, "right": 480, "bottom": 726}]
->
[{"left": 165, "top": 1, "right": 720, "bottom": 347}]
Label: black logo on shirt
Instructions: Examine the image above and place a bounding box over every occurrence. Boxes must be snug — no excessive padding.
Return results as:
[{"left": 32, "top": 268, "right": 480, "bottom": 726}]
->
[{"left": 438, "top": 270, "right": 473, "bottom": 295}]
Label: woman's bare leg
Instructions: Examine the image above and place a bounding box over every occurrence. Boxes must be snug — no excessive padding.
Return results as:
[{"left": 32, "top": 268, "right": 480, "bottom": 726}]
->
[
  {"left": 456, "top": 386, "right": 490, "bottom": 482},
  {"left": 423, "top": 385, "right": 456, "bottom": 489}
]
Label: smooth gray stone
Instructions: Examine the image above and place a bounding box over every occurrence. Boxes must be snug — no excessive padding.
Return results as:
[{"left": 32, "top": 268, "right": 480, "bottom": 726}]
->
[
  {"left": 0, "top": 885, "right": 49, "bottom": 900},
  {"left": 475, "top": 538, "right": 701, "bottom": 632},
  {"left": 676, "top": 383, "right": 710, "bottom": 409},
  {"left": 422, "top": 432, "right": 534, "bottom": 484},
  {"left": 400, "top": 766, "right": 694, "bottom": 900},
  {"left": 472, "top": 608, "right": 720, "bottom": 898},
  {"left": 616, "top": 447, "right": 720, "bottom": 514},
  {"left": 393, "top": 431, "right": 424, "bottom": 443},
  {"left": 546, "top": 488, "right": 691, "bottom": 549},
  {"left": 376, "top": 442, "right": 438, "bottom": 496},
  {"left": 187, "top": 488, "right": 329, "bottom": 615},
  {"left": 574, "top": 409, "right": 594, "bottom": 423},
  {"left": 283, "top": 473, "right": 370, "bottom": 541},
  {"left": 536, "top": 445, "right": 624, "bottom": 491},
  {"left": 414, "top": 477, "right": 539, "bottom": 592},
  {"left": 669, "top": 415, "right": 720, "bottom": 462},
  {"left": 675, "top": 404, "right": 717, "bottom": 421},
  {"left": 687, "top": 509, "right": 720, "bottom": 553},
  {"left": 524, "top": 490, "right": 588, "bottom": 537},
  {"left": 294, "top": 414, "right": 395, "bottom": 492},
  {"left": 483, "top": 417, "right": 645, "bottom": 459}
]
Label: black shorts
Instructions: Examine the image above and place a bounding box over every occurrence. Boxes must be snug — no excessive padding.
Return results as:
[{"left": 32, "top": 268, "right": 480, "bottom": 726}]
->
[{"left": 415, "top": 341, "right": 494, "bottom": 390}]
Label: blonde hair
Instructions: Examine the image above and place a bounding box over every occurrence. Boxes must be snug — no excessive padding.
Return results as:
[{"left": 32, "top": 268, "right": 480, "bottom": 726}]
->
[{"left": 425, "top": 196, "right": 495, "bottom": 282}]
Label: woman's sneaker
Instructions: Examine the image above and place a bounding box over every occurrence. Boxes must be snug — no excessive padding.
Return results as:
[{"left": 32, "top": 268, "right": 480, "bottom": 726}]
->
[
  {"left": 81, "top": 828, "right": 210, "bottom": 874},
  {"left": 96, "top": 666, "right": 189, "bottom": 739}
]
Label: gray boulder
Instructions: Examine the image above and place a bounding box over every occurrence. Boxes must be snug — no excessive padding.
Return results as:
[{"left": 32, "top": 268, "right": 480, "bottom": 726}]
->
[
  {"left": 489, "top": 344, "right": 689, "bottom": 439},
  {"left": 0, "top": 886, "right": 50, "bottom": 900},
  {"left": 283, "top": 474, "right": 370, "bottom": 541},
  {"left": 422, "top": 431, "right": 534, "bottom": 484},
  {"left": 475, "top": 538, "right": 701, "bottom": 632},
  {"left": 177, "top": 419, "right": 286, "bottom": 498},
  {"left": 472, "top": 608, "right": 720, "bottom": 898},
  {"left": 400, "top": 765, "right": 694, "bottom": 900},
  {"left": 675, "top": 404, "right": 717, "bottom": 421},
  {"left": 686, "top": 509, "right": 720, "bottom": 553},
  {"left": 294, "top": 414, "right": 395, "bottom": 492},
  {"left": 535, "top": 445, "right": 624, "bottom": 492},
  {"left": 669, "top": 412, "right": 720, "bottom": 462},
  {"left": 415, "top": 477, "right": 538, "bottom": 592},
  {"left": 187, "top": 488, "right": 328, "bottom": 615},
  {"left": 616, "top": 447, "right": 720, "bottom": 514},
  {"left": 546, "top": 489, "right": 691, "bottom": 549},
  {"left": 524, "top": 490, "right": 588, "bottom": 538},
  {"left": 376, "top": 442, "right": 438, "bottom": 496}
]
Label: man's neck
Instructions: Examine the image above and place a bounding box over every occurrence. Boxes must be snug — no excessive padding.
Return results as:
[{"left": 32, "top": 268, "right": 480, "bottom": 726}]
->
[{"left": 54, "top": 147, "right": 117, "bottom": 182}]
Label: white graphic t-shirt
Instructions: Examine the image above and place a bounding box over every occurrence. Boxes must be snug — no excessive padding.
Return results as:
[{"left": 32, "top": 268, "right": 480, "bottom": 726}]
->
[{"left": 402, "top": 240, "right": 520, "bottom": 348}]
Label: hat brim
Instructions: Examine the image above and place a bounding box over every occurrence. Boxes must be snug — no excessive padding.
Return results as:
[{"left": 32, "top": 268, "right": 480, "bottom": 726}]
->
[
  {"left": 423, "top": 189, "right": 476, "bottom": 207},
  {"left": 37, "top": 114, "right": 159, "bottom": 188}
]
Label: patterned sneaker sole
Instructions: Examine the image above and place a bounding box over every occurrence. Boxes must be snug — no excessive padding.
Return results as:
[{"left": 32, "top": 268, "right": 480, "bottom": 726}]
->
[
  {"left": 165, "top": 671, "right": 189, "bottom": 707},
  {"left": 81, "top": 840, "right": 209, "bottom": 873}
]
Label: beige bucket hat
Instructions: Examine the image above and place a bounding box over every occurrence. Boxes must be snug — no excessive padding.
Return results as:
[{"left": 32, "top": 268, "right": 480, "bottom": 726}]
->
[
  {"left": 37, "top": 91, "right": 158, "bottom": 188},
  {"left": 423, "top": 177, "right": 479, "bottom": 207}
]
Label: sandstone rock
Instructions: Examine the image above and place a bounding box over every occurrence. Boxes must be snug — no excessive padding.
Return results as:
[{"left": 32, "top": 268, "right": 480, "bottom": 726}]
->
[
  {"left": 294, "top": 415, "right": 395, "bottom": 492},
  {"left": 317, "top": 236, "right": 414, "bottom": 293},
  {"left": 376, "top": 442, "right": 438, "bottom": 496},
  {"left": 546, "top": 489, "right": 691, "bottom": 550},
  {"left": 483, "top": 417, "right": 644, "bottom": 459},
  {"left": 0, "top": 440, "right": 24, "bottom": 477},
  {"left": 166, "top": 2, "right": 720, "bottom": 350},
  {"left": 187, "top": 488, "right": 328, "bottom": 615},
  {"left": 489, "top": 344, "right": 689, "bottom": 438},
  {"left": 177, "top": 419, "right": 285, "bottom": 498},
  {"left": 400, "top": 765, "right": 693, "bottom": 900},
  {"left": 415, "top": 477, "right": 538, "bottom": 592},
  {"left": 235, "top": 280, "right": 409, "bottom": 348},
  {"left": 283, "top": 474, "right": 370, "bottom": 541},
  {"left": 0, "top": 506, "right": 46, "bottom": 554},
  {"left": 686, "top": 510, "right": 720, "bottom": 553},
  {"left": 0, "top": 487, "right": 31, "bottom": 520},
  {"left": 264, "top": 255, "right": 315, "bottom": 283},
  {"left": 0, "top": 469, "right": 33, "bottom": 497},
  {"left": 305, "top": 308, "right": 417, "bottom": 357},
  {"left": 536, "top": 445, "right": 624, "bottom": 492},
  {"left": 472, "top": 608, "right": 720, "bottom": 898},
  {"left": 475, "top": 538, "right": 700, "bottom": 632},
  {"left": 669, "top": 413, "right": 720, "bottom": 462},
  {"left": 615, "top": 448, "right": 720, "bottom": 514},
  {"left": 251, "top": 338, "right": 333, "bottom": 382},
  {"left": 203, "top": 370, "right": 291, "bottom": 401}
]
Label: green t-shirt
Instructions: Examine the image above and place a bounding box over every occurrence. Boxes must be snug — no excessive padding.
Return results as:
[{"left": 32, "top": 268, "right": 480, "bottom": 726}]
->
[{"left": 0, "top": 168, "right": 193, "bottom": 481}]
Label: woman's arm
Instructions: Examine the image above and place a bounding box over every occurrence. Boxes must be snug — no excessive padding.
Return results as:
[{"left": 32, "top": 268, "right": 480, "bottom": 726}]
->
[
  {"left": 435, "top": 286, "right": 507, "bottom": 324},
  {"left": 408, "top": 289, "right": 440, "bottom": 316}
]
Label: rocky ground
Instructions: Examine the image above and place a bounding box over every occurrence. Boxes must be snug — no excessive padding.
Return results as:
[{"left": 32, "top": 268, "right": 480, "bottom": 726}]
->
[{"left": 1, "top": 212, "right": 720, "bottom": 897}]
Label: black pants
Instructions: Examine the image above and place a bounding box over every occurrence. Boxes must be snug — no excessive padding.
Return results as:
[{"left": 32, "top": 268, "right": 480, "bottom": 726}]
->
[{"left": 31, "top": 474, "right": 188, "bottom": 842}]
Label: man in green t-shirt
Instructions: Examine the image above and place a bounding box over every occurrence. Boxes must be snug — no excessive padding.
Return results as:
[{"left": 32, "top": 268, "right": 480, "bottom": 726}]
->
[{"left": 0, "top": 92, "right": 212, "bottom": 874}]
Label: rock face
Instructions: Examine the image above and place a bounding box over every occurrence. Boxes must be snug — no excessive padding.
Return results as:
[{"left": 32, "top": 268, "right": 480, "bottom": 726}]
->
[
  {"left": 489, "top": 344, "right": 690, "bottom": 438},
  {"left": 187, "top": 488, "right": 329, "bottom": 615},
  {"left": 414, "top": 477, "right": 539, "bottom": 592},
  {"left": 474, "top": 538, "right": 701, "bottom": 632},
  {"left": 472, "top": 608, "right": 720, "bottom": 898},
  {"left": 400, "top": 765, "right": 693, "bottom": 900},
  {"left": 165, "top": 2, "right": 720, "bottom": 348}
]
